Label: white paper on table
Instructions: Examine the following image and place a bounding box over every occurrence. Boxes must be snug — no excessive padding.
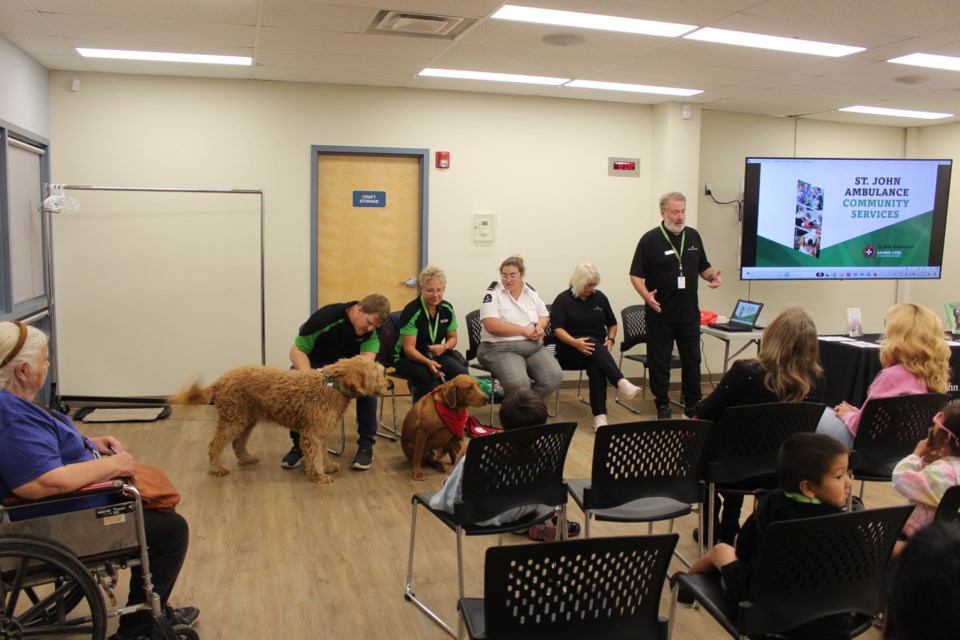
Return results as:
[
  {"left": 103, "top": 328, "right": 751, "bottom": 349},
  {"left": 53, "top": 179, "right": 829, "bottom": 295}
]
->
[{"left": 818, "top": 335, "right": 855, "bottom": 342}]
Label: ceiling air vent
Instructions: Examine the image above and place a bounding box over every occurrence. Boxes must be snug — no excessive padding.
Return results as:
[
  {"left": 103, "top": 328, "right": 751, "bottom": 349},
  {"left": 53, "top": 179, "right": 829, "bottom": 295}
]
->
[{"left": 366, "top": 10, "right": 474, "bottom": 40}]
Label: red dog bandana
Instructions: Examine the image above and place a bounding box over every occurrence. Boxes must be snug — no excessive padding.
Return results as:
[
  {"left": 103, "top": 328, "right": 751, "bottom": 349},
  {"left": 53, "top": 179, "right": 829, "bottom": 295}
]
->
[{"left": 433, "top": 387, "right": 468, "bottom": 439}]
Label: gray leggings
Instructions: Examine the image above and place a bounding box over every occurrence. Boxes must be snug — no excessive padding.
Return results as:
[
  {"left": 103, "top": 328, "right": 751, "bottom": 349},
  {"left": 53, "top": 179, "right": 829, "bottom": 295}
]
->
[{"left": 477, "top": 339, "right": 563, "bottom": 399}]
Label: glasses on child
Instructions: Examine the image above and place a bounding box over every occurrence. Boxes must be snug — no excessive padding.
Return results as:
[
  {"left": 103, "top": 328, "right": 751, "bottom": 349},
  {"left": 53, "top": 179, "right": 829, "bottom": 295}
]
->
[{"left": 933, "top": 412, "right": 960, "bottom": 446}]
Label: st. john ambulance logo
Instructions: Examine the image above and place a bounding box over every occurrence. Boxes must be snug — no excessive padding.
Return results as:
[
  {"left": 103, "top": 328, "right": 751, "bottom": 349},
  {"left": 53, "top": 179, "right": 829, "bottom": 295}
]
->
[{"left": 862, "top": 244, "right": 876, "bottom": 258}]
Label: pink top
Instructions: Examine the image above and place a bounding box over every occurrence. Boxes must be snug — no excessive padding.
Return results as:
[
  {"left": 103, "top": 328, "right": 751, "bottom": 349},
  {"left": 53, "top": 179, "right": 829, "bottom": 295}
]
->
[{"left": 840, "top": 364, "right": 929, "bottom": 437}]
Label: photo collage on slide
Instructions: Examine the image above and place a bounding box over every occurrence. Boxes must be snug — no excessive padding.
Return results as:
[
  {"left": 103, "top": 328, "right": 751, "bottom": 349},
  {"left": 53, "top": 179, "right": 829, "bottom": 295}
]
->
[{"left": 794, "top": 179, "right": 823, "bottom": 258}]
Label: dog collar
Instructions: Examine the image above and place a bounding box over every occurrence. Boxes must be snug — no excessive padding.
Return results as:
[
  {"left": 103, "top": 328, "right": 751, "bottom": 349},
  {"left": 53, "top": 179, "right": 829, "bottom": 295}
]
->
[{"left": 320, "top": 371, "right": 350, "bottom": 398}]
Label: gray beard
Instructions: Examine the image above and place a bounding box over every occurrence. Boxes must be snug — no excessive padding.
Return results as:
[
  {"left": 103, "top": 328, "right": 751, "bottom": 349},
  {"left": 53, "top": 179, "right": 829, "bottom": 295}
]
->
[{"left": 664, "top": 222, "right": 684, "bottom": 234}]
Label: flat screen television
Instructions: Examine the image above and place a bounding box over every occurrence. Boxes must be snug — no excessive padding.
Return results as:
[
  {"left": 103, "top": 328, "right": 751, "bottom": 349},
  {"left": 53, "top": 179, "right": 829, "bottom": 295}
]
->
[{"left": 740, "top": 157, "right": 952, "bottom": 280}]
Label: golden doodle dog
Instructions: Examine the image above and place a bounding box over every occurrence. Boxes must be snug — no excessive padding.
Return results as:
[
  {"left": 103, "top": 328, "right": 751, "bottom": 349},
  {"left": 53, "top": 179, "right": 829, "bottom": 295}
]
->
[
  {"left": 169, "top": 356, "right": 388, "bottom": 484},
  {"left": 401, "top": 374, "right": 488, "bottom": 481}
]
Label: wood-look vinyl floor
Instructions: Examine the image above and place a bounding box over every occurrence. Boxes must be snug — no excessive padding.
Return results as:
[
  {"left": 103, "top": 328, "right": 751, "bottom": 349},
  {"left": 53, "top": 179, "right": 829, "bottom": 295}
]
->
[{"left": 77, "top": 388, "right": 896, "bottom": 640}]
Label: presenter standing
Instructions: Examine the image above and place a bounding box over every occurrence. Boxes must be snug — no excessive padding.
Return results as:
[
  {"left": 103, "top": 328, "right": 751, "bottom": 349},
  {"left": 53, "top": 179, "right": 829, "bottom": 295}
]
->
[{"left": 630, "top": 191, "right": 721, "bottom": 419}]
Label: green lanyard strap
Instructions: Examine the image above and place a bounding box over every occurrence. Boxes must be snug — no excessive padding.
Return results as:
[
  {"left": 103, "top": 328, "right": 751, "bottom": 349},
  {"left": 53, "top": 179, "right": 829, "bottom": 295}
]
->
[
  {"left": 659, "top": 225, "right": 685, "bottom": 273},
  {"left": 421, "top": 296, "right": 441, "bottom": 344}
]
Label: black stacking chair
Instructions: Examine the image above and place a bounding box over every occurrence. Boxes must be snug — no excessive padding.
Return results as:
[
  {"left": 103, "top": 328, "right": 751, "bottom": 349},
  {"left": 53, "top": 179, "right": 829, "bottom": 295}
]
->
[
  {"left": 935, "top": 484, "right": 960, "bottom": 523},
  {"left": 669, "top": 505, "right": 914, "bottom": 640},
  {"left": 850, "top": 393, "right": 950, "bottom": 496},
  {"left": 565, "top": 419, "right": 712, "bottom": 566},
  {"left": 460, "top": 534, "right": 677, "bottom": 640},
  {"left": 615, "top": 304, "right": 682, "bottom": 414},
  {"left": 464, "top": 309, "right": 500, "bottom": 425},
  {"left": 404, "top": 422, "right": 577, "bottom": 637},
  {"left": 705, "top": 402, "right": 825, "bottom": 548}
]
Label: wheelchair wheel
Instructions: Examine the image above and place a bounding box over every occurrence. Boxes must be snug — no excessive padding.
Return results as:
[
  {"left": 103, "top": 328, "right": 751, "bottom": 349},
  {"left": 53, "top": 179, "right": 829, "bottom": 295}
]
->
[
  {"left": 173, "top": 624, "right": 200, "bottom": 640},
  {"left": 0, "top": 535, "right": 107, "bottom": 639}
]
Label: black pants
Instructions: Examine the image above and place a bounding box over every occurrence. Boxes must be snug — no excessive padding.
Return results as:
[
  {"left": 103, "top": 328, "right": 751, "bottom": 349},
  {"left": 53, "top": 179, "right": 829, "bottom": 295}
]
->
[
  {"left": 117, "top": 509, "right": 190, "bottom": 636},
  {"left": 699, "top": 488, "right": 744, "bottom": 545},
  {"left": 556, "top": 338, "right": 624, "bottom": 416},
  {"left": 394, "top": 351, "right": 469, "bottom": 403},
  {"left": 645, "top": 319, "right": 702, "bottom": 408}
]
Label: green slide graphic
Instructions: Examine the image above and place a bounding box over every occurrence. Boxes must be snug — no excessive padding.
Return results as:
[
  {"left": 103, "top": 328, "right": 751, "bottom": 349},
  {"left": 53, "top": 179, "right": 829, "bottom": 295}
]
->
[{"left": 757, "top": 212, "right": 933, "bottom": 268}]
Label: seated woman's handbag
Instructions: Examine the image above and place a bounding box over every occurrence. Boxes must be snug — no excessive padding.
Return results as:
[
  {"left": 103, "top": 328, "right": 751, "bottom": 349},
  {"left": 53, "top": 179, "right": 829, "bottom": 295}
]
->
[{"left": 132, "top": 463, "right": 181, "bottom": 511}]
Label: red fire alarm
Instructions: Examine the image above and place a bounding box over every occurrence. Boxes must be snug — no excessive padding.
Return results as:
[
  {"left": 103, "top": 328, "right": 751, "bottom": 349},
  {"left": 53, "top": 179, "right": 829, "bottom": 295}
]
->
[{"left": 436, "top": 151, "right": 450, "bottom": 169}]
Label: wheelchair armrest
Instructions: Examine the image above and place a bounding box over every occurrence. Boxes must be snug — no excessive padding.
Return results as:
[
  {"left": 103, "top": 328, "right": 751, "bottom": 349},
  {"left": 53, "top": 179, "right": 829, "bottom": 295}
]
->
[{"left": 2, "top": 479, "right": 128, "bottom": 509}]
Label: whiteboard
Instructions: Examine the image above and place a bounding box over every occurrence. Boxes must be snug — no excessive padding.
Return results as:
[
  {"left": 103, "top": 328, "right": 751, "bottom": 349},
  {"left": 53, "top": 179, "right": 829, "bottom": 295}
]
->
[{"left": 51, "top": 189, "right": 262, "bottom": 397}]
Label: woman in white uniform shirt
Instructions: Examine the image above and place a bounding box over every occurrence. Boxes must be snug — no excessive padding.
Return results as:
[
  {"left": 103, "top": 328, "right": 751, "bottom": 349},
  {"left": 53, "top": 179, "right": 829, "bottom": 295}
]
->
[{"left": 477, "top": 255, "right": 562, "bottom": 399}]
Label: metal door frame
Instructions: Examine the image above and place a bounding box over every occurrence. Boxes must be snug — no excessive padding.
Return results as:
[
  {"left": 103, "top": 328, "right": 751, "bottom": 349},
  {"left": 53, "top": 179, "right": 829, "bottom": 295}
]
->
[{"left": 310, "top": 145, "right": 429, "bottom": 310}]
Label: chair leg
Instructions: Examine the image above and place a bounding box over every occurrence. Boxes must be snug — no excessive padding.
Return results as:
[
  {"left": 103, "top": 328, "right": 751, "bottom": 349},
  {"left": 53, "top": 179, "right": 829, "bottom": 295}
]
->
[
  {"left": 327, "top": 416, "right": 346, "bottom": 455},
  {"left": 376, "top": 384, "right": 399, "bottom": 441},
  {"left": 549, "top": 385, "right": 559, "bottom": 418},
  {"left": 576, "top": 370, "right": 589, "bottom": 406},
  {"left": 707, "top": 483, "right": 716, "bottom": 551},
  {"left": 404, "top": 501, "right": 457, "bottom": 638}
]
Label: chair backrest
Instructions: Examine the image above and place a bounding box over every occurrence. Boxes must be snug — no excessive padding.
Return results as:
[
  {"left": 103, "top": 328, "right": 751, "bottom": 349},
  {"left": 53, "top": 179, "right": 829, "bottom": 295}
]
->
[
  {"left": 465, "top": 309, "right": 483, "bottom": 362},
  {"left": 708, "top": 402, "right": 824, "bottom": 485},
  {"left": 850, "top": 393, "right": 951, "bottom": 472},
  {"left": 935, "top": 484, "right": 960, "bottom": 523},
  {"left": 584, "top": 419, "right": 712, "bottom": 510},
  {"left": 619, "top": 304, "right": 648, "bottom": 353},
  {"left": 376, "top": 310, "right": 404, "bottom": 368},
  {"left": 482, "top": 534, "right": 677, "bottom": 639},
  {"left": 455, "top": 422, "right": 577, "bottom": 525},
  {"left": 740, "top": 505, "right": 914, "bottom": 636}
]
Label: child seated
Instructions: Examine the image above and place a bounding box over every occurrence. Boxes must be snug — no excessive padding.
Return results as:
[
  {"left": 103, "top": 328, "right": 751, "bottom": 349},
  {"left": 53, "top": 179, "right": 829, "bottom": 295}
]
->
[
  {"left": 429, "top": 389, "right": 580, "bottom": 538},
  {"left": 683, "top": 433, "right": 852, "bottom": 606},
  {"left": 892, "top": 402, "right": 960, "bottom": 540}
]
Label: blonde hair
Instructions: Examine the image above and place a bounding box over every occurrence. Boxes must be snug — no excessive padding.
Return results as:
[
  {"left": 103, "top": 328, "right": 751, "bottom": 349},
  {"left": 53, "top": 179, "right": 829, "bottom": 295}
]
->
[
  {"left": 755, "top": 306, "right": 822, "bottom": 402},
  {"left": 569, "top": 263, "right": 601, "bottom": 298},
  {"left": 357, "top": 294, "right": 391, "bottom": 325},
  {"left": 880, "top": 303, "right": 951, "bottom": 393},
  {"left": 500, "top": 255, "right": 525, "bottom": 276},
  {"left": 418, "top": 265, "right": 447, "bottom": 288},
  {"left": 0, "top": 322, "right": 48, "bottom": 393}
]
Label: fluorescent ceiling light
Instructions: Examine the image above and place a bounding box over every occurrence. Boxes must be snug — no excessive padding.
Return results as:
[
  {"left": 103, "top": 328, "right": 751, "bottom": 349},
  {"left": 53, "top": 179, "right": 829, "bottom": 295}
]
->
[
  {"left": 77, "top": 48, "right": 251, "bottom": 66},
  {"left": 492, "top": 4, "right": 695, "bottom": 37},
  {"left": 419, "top": 68, "right": 568, "bottom": 85},
  {"left": 839, "top": 105, "right": 952, "bottom": 120},
  {"left": 685, "top": 28, "right": 863, "bottom": 57},
  {"left": 566, "top": 80, "right": 702, "bottom": 96},
  {"left": 888, "top": 52, "right": 960, "bottom": 72}
]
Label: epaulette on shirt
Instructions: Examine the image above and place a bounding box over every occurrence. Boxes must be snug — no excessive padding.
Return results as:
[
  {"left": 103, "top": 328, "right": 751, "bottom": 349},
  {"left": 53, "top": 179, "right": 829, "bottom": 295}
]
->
[{"left": 483, "top": 281, "right": 496, "bottom": 303}]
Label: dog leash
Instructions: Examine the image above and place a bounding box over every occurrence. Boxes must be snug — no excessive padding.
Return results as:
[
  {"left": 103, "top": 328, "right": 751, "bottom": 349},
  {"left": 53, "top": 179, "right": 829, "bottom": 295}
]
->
[{"left": 318, "top": 368, "right": 350, "bottom": 398}]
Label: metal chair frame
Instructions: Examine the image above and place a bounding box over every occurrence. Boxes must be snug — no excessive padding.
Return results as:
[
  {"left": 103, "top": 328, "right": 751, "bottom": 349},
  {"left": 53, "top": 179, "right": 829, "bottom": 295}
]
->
[
  {"left": 566, "top": 419, "right": 712, "bottom": 567},
  {"left": 668, "top": 505, "right": 914, "bottom": 640},
  {"left": 404, "top": 422, "right": 577, "bottom": 638}
]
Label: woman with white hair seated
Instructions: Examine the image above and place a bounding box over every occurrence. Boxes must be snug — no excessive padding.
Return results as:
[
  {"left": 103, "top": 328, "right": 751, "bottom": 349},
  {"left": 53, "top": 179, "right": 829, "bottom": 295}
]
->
[
  {"left": 550, "top": 264, "right": 641, "bottom": 430},
  {"left": 0, "top": 321, "right": 197, "bottom": 640}
]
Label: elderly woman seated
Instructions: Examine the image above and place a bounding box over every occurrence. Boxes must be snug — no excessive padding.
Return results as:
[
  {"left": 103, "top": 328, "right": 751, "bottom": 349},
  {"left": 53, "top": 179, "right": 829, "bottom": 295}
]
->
[
  {"left": 0, "top": 321, "right": 198, "bottom": 640},
  {"left": 550, "top": 263, "right": 641, "bottom": 430}
]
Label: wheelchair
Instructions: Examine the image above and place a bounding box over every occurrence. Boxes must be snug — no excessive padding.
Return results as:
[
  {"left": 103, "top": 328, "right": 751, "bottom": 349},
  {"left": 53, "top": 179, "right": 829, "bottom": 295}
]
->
[{"left": 0, "top": 480, "right": 198, "bottom": 640}]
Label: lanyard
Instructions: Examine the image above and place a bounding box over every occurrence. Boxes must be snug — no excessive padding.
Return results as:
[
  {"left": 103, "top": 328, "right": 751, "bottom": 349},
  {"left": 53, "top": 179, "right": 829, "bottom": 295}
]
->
[
  {"left": 659, "top": 225, "right": 685, "bottom": 273},
  {"left": 421, "top": 296, "right": 441, "bottom": 344}
]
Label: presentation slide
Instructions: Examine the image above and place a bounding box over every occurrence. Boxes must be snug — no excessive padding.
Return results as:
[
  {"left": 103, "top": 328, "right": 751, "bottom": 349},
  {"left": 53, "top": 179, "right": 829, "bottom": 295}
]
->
[{"left": 742, "top": 158, "right": 950, "bottom": 280}]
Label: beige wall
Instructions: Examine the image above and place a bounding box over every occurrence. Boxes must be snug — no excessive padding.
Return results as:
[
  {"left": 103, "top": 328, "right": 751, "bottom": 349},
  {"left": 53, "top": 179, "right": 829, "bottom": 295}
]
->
[{"left": 46, "top": 71, "right": 959, "bottom": 388}]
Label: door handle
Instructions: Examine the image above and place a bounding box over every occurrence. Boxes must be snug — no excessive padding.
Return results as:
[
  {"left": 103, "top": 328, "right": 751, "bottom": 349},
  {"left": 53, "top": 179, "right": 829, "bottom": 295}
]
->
[{"left": 401, "top": 277, "right": 417, "bottom": 288}]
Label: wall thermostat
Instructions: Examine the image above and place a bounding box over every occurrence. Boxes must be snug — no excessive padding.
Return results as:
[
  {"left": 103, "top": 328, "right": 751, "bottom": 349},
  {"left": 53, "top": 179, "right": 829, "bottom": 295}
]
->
[{"left": 473, "top": 213, "right": 495, "bottom": 243}]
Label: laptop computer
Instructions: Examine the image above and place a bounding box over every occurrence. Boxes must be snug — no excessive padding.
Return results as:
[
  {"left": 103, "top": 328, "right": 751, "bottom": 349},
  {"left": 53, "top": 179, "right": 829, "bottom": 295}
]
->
[{"left": 708, "top": 299, "right": 764, "bottom": 332}]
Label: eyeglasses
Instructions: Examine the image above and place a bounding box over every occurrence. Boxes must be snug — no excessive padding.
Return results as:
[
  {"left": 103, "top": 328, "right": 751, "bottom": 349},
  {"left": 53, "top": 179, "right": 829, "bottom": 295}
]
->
[
  {"left": 500, "top": 272, "right": 521, "bottom": 280},
  {"left": 933, "top": 412, "right": 960, "bottom": 445},
  {"left": 422, "top": 288, "right": 444, "bottom": 295}
]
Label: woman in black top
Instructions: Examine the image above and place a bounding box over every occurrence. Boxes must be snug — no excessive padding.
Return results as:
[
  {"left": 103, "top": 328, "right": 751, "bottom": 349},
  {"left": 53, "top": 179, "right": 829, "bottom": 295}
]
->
[
  {"left": 691, "top": 305, "right": 824, "bottom": 544},
  {"left": 550, "top": 263, "right": 641, "bottom": 430}
]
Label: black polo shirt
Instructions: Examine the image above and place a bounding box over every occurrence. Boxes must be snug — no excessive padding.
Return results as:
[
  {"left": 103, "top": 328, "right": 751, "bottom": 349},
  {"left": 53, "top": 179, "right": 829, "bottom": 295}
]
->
[
  {"left": 549, "top": 289, "right": 617, "bottom": 341},
  {"left": 630, "top": 223, "right": 711, "bottom": 323},
  {"left": 294, "top": 301, "right": 379, "bottom": 368}
]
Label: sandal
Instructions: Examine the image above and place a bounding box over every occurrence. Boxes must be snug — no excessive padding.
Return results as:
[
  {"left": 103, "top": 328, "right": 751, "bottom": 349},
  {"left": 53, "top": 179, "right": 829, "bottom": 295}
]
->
[{"left": 528, "top": 520, "right": 582, "bottom": 542}]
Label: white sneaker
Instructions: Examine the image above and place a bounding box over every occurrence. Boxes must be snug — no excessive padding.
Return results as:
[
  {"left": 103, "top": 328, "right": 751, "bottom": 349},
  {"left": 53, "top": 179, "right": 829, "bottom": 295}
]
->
[
  {"left": 617, "top": 378, "right": 642, "bottom": 400},
  {"left": 593, "top": 414, "right": 608, "bottom": 431}
]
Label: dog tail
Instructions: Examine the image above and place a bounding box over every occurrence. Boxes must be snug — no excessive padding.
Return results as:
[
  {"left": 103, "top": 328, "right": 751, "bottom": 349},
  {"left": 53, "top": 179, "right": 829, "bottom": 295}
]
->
[{"left": 167, "top": 380, "right": 213, "bottom": 406}]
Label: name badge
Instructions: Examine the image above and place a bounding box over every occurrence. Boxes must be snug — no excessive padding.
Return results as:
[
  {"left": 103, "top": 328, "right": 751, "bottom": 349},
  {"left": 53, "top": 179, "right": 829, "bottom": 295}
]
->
[
  {"left": 664, "top": 249, "right": 675, "bottom": 256},
  {"left": 677, "top": 276, "right": 686, "bottom": 289}
]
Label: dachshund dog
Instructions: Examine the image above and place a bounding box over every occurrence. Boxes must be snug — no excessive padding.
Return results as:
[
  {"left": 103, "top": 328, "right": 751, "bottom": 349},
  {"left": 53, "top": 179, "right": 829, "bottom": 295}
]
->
[
  {"left": 401, "top": 374, "right": 488, "bottom": 481},
  {"left": 169, "top": 356, "right": 388, "bottom": 484}
]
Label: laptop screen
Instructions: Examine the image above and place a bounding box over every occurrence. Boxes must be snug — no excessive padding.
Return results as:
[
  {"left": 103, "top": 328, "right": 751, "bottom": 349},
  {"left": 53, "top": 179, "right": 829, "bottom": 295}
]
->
[{"left": 731, "top": 300, "right": 763, "bottom": 326}]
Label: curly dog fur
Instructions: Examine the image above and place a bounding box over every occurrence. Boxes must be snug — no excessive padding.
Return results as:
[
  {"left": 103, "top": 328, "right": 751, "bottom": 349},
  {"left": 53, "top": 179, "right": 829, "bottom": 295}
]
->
[
  {"left": 169, "top": 356, "right": 388, "bottom": 484},
  {"left": 400, "top": 374, "right": 488, "bottom": 481}
]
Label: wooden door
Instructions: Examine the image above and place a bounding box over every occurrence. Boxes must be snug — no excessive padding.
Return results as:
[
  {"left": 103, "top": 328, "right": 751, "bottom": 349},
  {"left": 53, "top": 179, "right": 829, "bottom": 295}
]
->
[{"left": 315, "top": 152, "right": 423, "bottom": 312}]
